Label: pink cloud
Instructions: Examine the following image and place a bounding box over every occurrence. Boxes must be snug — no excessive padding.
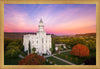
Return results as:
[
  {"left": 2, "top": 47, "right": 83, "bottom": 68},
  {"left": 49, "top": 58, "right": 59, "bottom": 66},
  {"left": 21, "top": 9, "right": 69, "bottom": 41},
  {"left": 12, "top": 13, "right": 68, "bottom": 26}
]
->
[{"left": 4, "top": 4, "right": 96, "bottom": 35}]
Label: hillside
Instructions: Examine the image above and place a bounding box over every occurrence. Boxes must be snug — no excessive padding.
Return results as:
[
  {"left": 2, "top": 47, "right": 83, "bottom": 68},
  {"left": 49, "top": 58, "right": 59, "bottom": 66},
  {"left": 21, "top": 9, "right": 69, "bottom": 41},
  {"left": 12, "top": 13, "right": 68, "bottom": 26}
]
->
[
  {"left": 4, "top": 32, "right": 96, "bottom": 39},
  {"left": 4, "top": 32, "right": 35, "bottom": 39}
]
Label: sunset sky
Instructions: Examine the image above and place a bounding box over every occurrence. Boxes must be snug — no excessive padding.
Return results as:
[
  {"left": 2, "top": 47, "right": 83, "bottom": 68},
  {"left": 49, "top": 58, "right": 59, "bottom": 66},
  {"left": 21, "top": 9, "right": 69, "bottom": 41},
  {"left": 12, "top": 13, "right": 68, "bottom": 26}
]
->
[{"left": 4, "top": 4, "right": 96, "bottom": 35}]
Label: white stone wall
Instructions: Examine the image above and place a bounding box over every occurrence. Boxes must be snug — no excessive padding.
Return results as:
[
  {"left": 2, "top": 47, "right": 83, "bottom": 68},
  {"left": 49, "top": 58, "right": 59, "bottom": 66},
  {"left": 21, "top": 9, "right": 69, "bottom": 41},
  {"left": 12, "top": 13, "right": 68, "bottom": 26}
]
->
[{"left": 23, "top": 32, "right": 51, "bottom": 55}]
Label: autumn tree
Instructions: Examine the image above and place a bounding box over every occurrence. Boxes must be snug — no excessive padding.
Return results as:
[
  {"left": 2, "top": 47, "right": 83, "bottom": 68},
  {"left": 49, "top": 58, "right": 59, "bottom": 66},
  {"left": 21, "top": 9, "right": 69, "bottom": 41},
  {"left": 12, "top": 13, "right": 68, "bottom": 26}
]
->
[{"left": 70, "top": 44, "right": 89, "bottom": 57}]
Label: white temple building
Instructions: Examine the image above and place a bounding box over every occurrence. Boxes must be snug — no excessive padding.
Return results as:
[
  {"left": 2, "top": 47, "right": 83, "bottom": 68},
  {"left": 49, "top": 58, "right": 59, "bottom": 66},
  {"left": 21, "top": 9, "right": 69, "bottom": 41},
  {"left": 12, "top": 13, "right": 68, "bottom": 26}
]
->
[{"left": 23, "top": 19, "right": 52, "bottom": 55}]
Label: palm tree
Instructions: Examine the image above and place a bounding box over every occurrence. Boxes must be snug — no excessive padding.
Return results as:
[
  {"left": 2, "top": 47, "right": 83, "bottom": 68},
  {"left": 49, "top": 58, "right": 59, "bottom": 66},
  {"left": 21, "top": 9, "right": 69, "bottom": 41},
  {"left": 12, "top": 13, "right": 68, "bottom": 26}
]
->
[{"left": 32, "top": 47, "right": 36, "bottom": 53}]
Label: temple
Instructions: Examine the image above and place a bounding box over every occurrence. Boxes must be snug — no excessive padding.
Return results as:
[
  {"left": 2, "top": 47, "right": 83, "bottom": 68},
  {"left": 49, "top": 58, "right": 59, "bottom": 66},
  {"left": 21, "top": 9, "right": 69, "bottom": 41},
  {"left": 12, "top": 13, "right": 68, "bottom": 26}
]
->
[{"left": 23, "top": 19, "right": 52, "bottom": 55}]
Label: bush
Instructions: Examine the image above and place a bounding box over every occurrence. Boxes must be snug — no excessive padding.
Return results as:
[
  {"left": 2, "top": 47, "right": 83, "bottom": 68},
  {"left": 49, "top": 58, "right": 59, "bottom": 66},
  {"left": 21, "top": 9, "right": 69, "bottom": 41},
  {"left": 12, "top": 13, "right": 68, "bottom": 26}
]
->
[
  {"left": 32, "top": 47, "right": 36, "bottom": 53},
  {"left": 8, "top": 40, "right": 24, "bottom": 51},
  {"left": 70, "top": 44, "right": 89, "bottom": 57},
  {"left": 52, "top": 61, "right": 56, "bottom": 64},
  {"left": 86, "top": 40, "right": 96, "bottom": 52},
  {"left": 5, "top": 45, "right": 21, "bottom": 58},
  {"left": 18, "top": 54, "right": 45, "bottom": 65},
  {"left": 70, "top": 57, "right": 73, "bottom": 61},
  {"left": 5, "top": 48, "right": 19, "bottom": 58},
  {"left": 65, "top": 55, "right": 67, "bottom": 59},
  {"left": 61, "top": 54, "right": 63, "bottom": 57}
]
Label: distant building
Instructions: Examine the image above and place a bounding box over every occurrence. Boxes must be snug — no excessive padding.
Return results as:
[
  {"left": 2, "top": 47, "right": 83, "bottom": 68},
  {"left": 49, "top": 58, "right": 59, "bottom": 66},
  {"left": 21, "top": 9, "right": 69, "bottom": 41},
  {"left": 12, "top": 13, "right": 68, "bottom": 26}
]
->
[
  {"left": 23, "top": 19, "right": 52, "bottom": 55},
  {"left": 55, "top": 44, "right": 66, "bottom": 51}
]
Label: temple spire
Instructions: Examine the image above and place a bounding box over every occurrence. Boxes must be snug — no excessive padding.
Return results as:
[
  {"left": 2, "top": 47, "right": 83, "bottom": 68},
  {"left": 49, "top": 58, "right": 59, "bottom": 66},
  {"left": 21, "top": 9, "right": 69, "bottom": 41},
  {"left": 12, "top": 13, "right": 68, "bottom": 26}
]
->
[
  {"left": 40, "top": 18, "right": 43, "bottom": 23},
  {"left": 38, "top": 18, "right": 44, "bottom": 32}
]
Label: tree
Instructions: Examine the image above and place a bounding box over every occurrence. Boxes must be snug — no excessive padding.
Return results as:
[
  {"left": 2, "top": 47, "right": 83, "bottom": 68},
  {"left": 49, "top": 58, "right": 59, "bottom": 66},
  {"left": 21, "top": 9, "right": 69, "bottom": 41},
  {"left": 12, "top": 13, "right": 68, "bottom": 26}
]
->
[
  {"left": 32, "top": 47, "right": 36, "bottom": 53},
  {"left": 5, "top": 45, "right": 20, "bottom": 58},
  {"left": 70, "top": 44, "right": 90, "bottom": 57},
  {"left": 4, "top": 38, "right": 13, "bottom": 51},
  {"left": 28, "top": 41, "right": 31, "bottom": 54},
  {"left": 52, "top": 38, "right": 55, "bottom": 53},
  {"left": 4, "top": 39, "right": 26, "bottom": 58},
  {"left": 8, "top": 42, "right": 18, "bottom": 46},
  {"left": 68, "top": 37, "right": 86, "bottom": 49},
  {"left": 19, "top": 45, "right": 24, "bottom": 52},
  {"left": 18, "top": 54, "right": 45, "bottom": 65},
  {"left": 86, "top": 40, "right": 96, "bottom": 52},
  {"left": 49, "top": 48, "right": 53, "bottom": 54}
]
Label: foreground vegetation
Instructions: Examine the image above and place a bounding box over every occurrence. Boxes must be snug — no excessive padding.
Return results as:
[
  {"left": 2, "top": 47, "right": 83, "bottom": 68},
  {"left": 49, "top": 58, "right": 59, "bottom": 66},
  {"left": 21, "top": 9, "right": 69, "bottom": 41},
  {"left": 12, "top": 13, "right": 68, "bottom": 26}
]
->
[
  {"left": 46, "top": 56, "right": 70, "bottom": 65},
  {"left": 4, "top": 33, "right": 96, "bottom": 65},
  {"left": 4, "top": 56, "right": 22, "bottom": 65}
]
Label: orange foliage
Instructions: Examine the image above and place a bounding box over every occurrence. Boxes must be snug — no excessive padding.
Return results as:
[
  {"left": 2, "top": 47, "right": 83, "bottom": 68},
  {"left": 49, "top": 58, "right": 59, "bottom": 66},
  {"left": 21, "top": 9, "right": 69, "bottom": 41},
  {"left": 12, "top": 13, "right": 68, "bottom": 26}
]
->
[
  {"left": 70, "top": 44, "right": 89, "bottom": 57},
  {"left": 18, "top": 54, "right": 45, "bottom": 65}
]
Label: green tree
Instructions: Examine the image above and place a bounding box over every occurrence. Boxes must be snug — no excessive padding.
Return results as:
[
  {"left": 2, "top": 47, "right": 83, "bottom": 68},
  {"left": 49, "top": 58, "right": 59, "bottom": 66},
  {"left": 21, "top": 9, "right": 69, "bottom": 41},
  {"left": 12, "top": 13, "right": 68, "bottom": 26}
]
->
[
  {"left": 32, "top": 47, "right": 36, "bottom": 53},
  {"left": 87, "top": 40, "right": 96, "bottom": 52},
  {"left": 4, "top": 38, "right": 13, "bottom": 51},
  {"left": 8, "top": 42, "right": 18, "bottom": 46},
  {"left": 52, "top": 38, "right": 55, "bottom": 53},
  {"left": 28, "top": 41, "right": 31, "bottom": 54},
  {"left": 49, "top": 48, "right": 53, "bottom": 54},
  {"left": 5, "top": 45, "right": 20, "bottom": 58},
  {"left": 4, "top": 39, "right": 26, "bottom": 58}
]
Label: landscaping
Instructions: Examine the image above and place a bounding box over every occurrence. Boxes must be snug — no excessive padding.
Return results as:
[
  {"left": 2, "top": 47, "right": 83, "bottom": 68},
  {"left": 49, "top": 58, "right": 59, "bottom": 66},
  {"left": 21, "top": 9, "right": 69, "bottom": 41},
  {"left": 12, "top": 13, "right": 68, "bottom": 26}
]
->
[
  {"left": 4, "top": 57, "right": 22, "bottom": 65},
  {"left": 4, "top": 33, "right": 96, "bottom": 65},
  {"left": 55, "top": 51, "right": 89, "bottom": 65},
  {"left": 18, "top": 54, "right": 45, "bottom": 65},
  {"left": 46, "top": 56, "right": 70, "bottom": 65}
]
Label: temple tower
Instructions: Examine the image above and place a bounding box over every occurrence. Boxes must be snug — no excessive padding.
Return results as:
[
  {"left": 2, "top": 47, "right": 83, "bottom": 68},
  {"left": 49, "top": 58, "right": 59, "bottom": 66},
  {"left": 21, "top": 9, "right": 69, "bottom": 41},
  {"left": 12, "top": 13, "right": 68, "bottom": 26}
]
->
[{"left": 38, "top": 18, "right": 44, "bottom": 32}]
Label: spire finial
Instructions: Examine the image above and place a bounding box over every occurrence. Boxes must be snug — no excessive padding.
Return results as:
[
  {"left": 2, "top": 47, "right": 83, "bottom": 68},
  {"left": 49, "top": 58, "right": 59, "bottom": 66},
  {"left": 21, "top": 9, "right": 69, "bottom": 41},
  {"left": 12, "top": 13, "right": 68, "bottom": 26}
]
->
[{"left": 40, "top": 18, "right": 43, "bottom": 23}]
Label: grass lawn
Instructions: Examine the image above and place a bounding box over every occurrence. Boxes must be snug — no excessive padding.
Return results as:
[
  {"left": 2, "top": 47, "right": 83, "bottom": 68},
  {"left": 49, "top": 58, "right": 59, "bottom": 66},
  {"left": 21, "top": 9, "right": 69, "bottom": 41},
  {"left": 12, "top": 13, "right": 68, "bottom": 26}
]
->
[
  {"left": 4, "top": 57, "right": 22, "bottom": 65},
  {"left": 55, "top": 51, "right": 89, "bottom": 65},
  {"left": 46, "top": 56, "right": 70, "bottom": 65}
]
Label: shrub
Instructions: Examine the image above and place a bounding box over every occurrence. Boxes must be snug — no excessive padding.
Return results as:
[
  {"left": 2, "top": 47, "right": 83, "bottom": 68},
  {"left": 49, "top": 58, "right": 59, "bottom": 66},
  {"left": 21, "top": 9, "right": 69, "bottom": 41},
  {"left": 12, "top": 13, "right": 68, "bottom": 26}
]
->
[
  {"left": 65, "top": 55, "right": 67, "bottom": 59},
  {"left": 61, "top": 54, "right": 63, "bottom": 57},
  {"left": 52, "top": 61, "right": 56, "bottom": 64},
  {"left": 70, "top": 44, "right": 89, "bottom": 57},
  {"left": 32, "top": 47, "right": 36, "bottom": 53},
  {"left": 5, "top": 48, "right": 19, "bottom": 58},
  {"left": 70, "top": 57, "right": 72, "bottom": 61},
  {"left": 5, "top": 45, "right": 20, "bottom": 58},
  {"left": 48, "top": 59, "right": 50, "bottom": 63},
  {"left": 18, "top": 54, "right": 45, "bottom": 65},
  {"left": 86, "top": 40, "right": 96, "bottom": 52},
  {"left": 50, "top": 48, "right": 53, "bottom": 54}
]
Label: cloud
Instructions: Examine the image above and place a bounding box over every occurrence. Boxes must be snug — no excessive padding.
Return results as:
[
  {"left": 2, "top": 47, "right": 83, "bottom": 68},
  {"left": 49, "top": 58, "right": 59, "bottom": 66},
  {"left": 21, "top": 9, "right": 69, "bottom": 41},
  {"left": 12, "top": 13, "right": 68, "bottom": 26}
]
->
[{"left": 4, "top": 4, "right": 96, "bottom": 34}]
